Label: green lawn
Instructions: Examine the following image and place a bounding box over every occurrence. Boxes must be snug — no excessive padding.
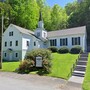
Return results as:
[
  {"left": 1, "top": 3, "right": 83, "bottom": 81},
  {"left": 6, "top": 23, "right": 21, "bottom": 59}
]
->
[
  {"left": 1, "top": 53, "right": 78, "bottom": 80},
  {"left": 49, "top": 53, "right": 78, "bottom": 79},
  {"left": 2, "top": 62, "right": 20, "bottom": 72},
  {"left": 83, "top": 53, "right": 90, "bottom": 90}
]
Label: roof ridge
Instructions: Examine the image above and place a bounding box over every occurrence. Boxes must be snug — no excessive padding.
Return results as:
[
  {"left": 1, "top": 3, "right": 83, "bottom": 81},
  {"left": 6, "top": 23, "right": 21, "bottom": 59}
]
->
[
  {"left": 48, "top": 26, "right": 86, "bottom": 33},
  {"left": 47, "top": 26, "right": 86, "bottom": 37}
]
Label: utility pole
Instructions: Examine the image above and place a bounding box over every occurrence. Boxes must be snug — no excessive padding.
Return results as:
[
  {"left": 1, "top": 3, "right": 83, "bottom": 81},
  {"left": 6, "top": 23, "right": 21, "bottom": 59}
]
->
[
  {"left": 0, "top": 16, "right": 4, "bottom": 69},
  {"left": 0, "top": 0, "right": 5, "bottom": 69}
]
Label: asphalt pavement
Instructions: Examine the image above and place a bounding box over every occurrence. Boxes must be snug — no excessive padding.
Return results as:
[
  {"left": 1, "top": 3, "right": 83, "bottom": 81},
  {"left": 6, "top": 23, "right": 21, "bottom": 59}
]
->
[{"left": 0, "top": 72, "right": 82, "bottom": 90}]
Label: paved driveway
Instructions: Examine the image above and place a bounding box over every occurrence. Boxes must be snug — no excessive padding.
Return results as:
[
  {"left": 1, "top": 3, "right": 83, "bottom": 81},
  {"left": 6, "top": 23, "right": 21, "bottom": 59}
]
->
[{"left": 0, "top": 72, "right": 82, "bottom": 90}]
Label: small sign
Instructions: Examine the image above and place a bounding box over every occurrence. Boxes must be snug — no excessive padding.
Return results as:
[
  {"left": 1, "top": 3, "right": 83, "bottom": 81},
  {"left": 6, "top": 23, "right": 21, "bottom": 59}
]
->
[{"left": 36, "top": 57, "right": 43, "bottom": 67}]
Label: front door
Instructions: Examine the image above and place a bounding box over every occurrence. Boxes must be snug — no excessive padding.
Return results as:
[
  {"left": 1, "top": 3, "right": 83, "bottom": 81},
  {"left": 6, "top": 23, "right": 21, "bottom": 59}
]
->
[{"left": 9, "top": 53, "right": 13, "bottom": 61}]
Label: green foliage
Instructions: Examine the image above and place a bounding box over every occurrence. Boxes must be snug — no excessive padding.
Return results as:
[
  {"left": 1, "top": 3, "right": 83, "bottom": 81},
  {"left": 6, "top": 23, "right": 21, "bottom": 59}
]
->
[
  {"left": 26, "top": 49, "right": 51, "bottom": 60},
  {"left": 36, "top": 0, "right": 46, "bottom": 9},
  {"left": 0, "top": 0, "right": 69, "bottom": 32},
  {"left": 65, "top": 2, "right": 78, "bottom": 16},
  {"left": 70, "top": 46, "right": 82, "bottom": 54},
  {"left": 68, "top": 0, "right": 90, "bottom": 28},
  {"left": 2, "top": 0, "right": 90, "bottom": 32},
  {"left": 42, "top": 6, "right": 51, "bottom": 30},
  {"left": 58, "top": 47, "right": 69, "bottom": 54},
  {"left": 42, "top": 59, "right": 51, "bottom": 73},
  {"left": 51, "top": 4, "right": 68, "bottom": 30},
  {"left": 18, "top": 49, "right": 52, "bottom": 74},
  {"left": 48, "top": 46, "right": 58, "bottom": 53},
  {"left": 9, "top": 0, "right": 39, "bottom": 30},
  {"left": 83, "top": 53, "right": 90, "bottom": 90}
]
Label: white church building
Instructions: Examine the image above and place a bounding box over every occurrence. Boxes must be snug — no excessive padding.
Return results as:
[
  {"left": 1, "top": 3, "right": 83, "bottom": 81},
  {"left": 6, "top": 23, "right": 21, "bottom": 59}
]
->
[{"left": 3, "top": 15, "right": 87, "bottom": 61}]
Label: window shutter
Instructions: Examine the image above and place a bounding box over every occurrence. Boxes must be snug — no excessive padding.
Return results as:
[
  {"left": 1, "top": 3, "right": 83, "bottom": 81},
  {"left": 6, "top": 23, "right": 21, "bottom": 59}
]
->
[
  {"left": 66, "top": 38, "right": 68, "bottom": 46},
  {"left": 78, "top": 37, "right": 80, "bottom": 45},
  {"left": 55, "top": 39, "right": 57, "bottom": 46},
  {"left": 60, "top": 39, "right": 62, "bottom": 46},
  {"left": 72, "top": 38, "right": 74, "bottom": 45}
]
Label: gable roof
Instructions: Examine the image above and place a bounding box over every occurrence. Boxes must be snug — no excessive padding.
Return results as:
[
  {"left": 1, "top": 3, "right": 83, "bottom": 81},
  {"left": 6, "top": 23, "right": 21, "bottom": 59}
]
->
[
  {"left": 10, "top": 24, "right": 42, "bottom": 41},
  {"left": 11, "top": 24, "right": 34, "bottom": 35},
  {"left": 47, "top": 26, "right": 86, "bottom": 38}
]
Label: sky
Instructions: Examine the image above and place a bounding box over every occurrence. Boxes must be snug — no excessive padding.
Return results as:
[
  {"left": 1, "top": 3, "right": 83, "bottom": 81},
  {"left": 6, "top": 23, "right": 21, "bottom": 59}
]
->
[{"left": 46, "top": 0, "right": 75, "bottom": 7}]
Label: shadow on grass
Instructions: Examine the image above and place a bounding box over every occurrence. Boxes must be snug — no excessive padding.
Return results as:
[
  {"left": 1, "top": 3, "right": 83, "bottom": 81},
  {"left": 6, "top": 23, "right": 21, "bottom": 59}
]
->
[
  {"left": 36, "top": 69, "right": 49, "bottom": 76},
  {"left": 16, "top": 68, "right": 49, "bottom": 76},
  {"left": 3, "top": 60, "right": 19, "bottom": 63}
]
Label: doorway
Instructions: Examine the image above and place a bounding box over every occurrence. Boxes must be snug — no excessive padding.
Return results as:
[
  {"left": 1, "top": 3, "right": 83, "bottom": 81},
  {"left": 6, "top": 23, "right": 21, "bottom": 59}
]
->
[{"left": 9, "top": 52, "right": 13, "bottom": 61}]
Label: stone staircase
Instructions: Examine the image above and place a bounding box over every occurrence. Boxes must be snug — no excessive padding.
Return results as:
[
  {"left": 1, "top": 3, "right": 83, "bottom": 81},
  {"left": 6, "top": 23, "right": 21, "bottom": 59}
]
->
[{"left": 72, "top": 53, "right": 88, "bottom": 77}]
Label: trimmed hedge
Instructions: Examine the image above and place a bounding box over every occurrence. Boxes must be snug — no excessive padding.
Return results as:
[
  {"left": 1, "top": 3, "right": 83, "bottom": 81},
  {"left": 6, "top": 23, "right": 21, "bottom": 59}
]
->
[
  {"left": 70, "top": 46, "right": 82, "bottom": 54},
  {"left": 58, "top": 47, "right": 69, "bottom": 54},
  {"left": 48, "top": 46, "right": 58, "bottom": 52}
]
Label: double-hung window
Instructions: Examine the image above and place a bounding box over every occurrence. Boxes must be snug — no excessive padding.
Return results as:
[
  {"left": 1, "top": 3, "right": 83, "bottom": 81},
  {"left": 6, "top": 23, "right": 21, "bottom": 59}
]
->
[
  {"left": 72, "top": 37, "right": 80, "bottom": 45},
  {"left": 50, "top": 39, "right": 57, "bottom": 46},
  {"left": 5, "top": 42, "right": 7, "bottom": 47},
  {"left": 26, "top": 41, "right": 29, "bottom": 46},
  {"left": 9, "top": 31, "right": 13, "bottom": 36},
  {"left": 16, "top": 40, "right": 18, "bottom": 46},
  {"left": 60, "top": 38, "right": 68, "bottom": 46},
  {"left": 15, "top": 53, "right": 18, "bottom": 57},
  {"left": 10, "top": 41, "right": 12, "bottom": 46}
]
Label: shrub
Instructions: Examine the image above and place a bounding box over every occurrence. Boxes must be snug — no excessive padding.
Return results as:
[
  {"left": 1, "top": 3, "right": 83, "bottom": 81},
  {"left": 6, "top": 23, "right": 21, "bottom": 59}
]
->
[
  {"left": 21, "top": 49, "right": 52, "bottom": 73},
  {"left": 25, "top": 49, "right": 51, "bottom": 60},
  {"left": 70, "top": 46, "right": 82, "bottom": 54},
  {"left": 18, "top": 60, "right": 35, "bottom": 74},
  {"left": 58, "top": 47, "right": 69, "bottom": 54},
  {"left": 42, "top": 59, "right": 51, "bottom": 73},
  {"left": 48, "top": 46, "right": 58, "bottom": 52}
]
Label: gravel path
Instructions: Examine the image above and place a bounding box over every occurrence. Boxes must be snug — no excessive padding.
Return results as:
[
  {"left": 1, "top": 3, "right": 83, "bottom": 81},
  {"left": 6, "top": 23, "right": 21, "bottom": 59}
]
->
[{"left": 0, "top": 72, "right": 82, "bottom": 90}]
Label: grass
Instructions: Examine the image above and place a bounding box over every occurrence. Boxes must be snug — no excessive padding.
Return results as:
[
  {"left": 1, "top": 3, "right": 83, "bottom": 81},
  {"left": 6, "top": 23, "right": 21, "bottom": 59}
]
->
[
  {"left": 2, "top": 61, "right": 20, "bottom": 72},
  {"left": 1, "top": 53, "right": 78, "bottom": 80},
  {"left": 49, "top": 53, "right": 78, "bottom": 79},
  {"left": 83, "top": 53, "right": 90, "bottom": 90}
]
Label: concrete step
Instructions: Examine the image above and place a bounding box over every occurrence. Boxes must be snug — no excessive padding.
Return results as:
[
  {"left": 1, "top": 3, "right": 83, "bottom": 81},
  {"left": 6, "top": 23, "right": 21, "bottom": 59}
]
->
[
  {"left": 78, "top": 60, "right": 87, "bottom": 63},
  {"left": 76, "top": 65, "right": 86, "bottom": 68},
  {"left": 79, "top": 57, "right": 88, "bottom": 61},
  {"left": 73, "top": 71, "right": 85, "bottom": 74},
  {"left": 82, "top": 52, "right": 88, "bottom": 54},
  {"left": 72, "top": 71, "right": 85, "bottom": 77},
  {"left": 71, "top": 52, "right": 88, "bottom": 78},
  {"left": 77, "top": 61, "right": 87, "bottom": 65},
  {"left": 72, "top": 72, "right": 85, "bottom": 77},
  {"left": 74, "top": 66, "right": 86, "bottom": 72},
  {"left": 80, "top": 54, "right": 88, "bottom": 57}
]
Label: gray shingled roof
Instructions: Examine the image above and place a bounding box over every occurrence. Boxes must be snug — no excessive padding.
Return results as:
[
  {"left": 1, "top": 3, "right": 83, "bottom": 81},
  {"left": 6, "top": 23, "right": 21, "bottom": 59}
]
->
[
  {"left": 11, "top": 24, "right": 42, "bottom": 41},
  {"left": 11, "top": 24, "right": 34, "bottom": 35},
  {"left": 47, "top": 26, "right": 86, "bottom": 38}
]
